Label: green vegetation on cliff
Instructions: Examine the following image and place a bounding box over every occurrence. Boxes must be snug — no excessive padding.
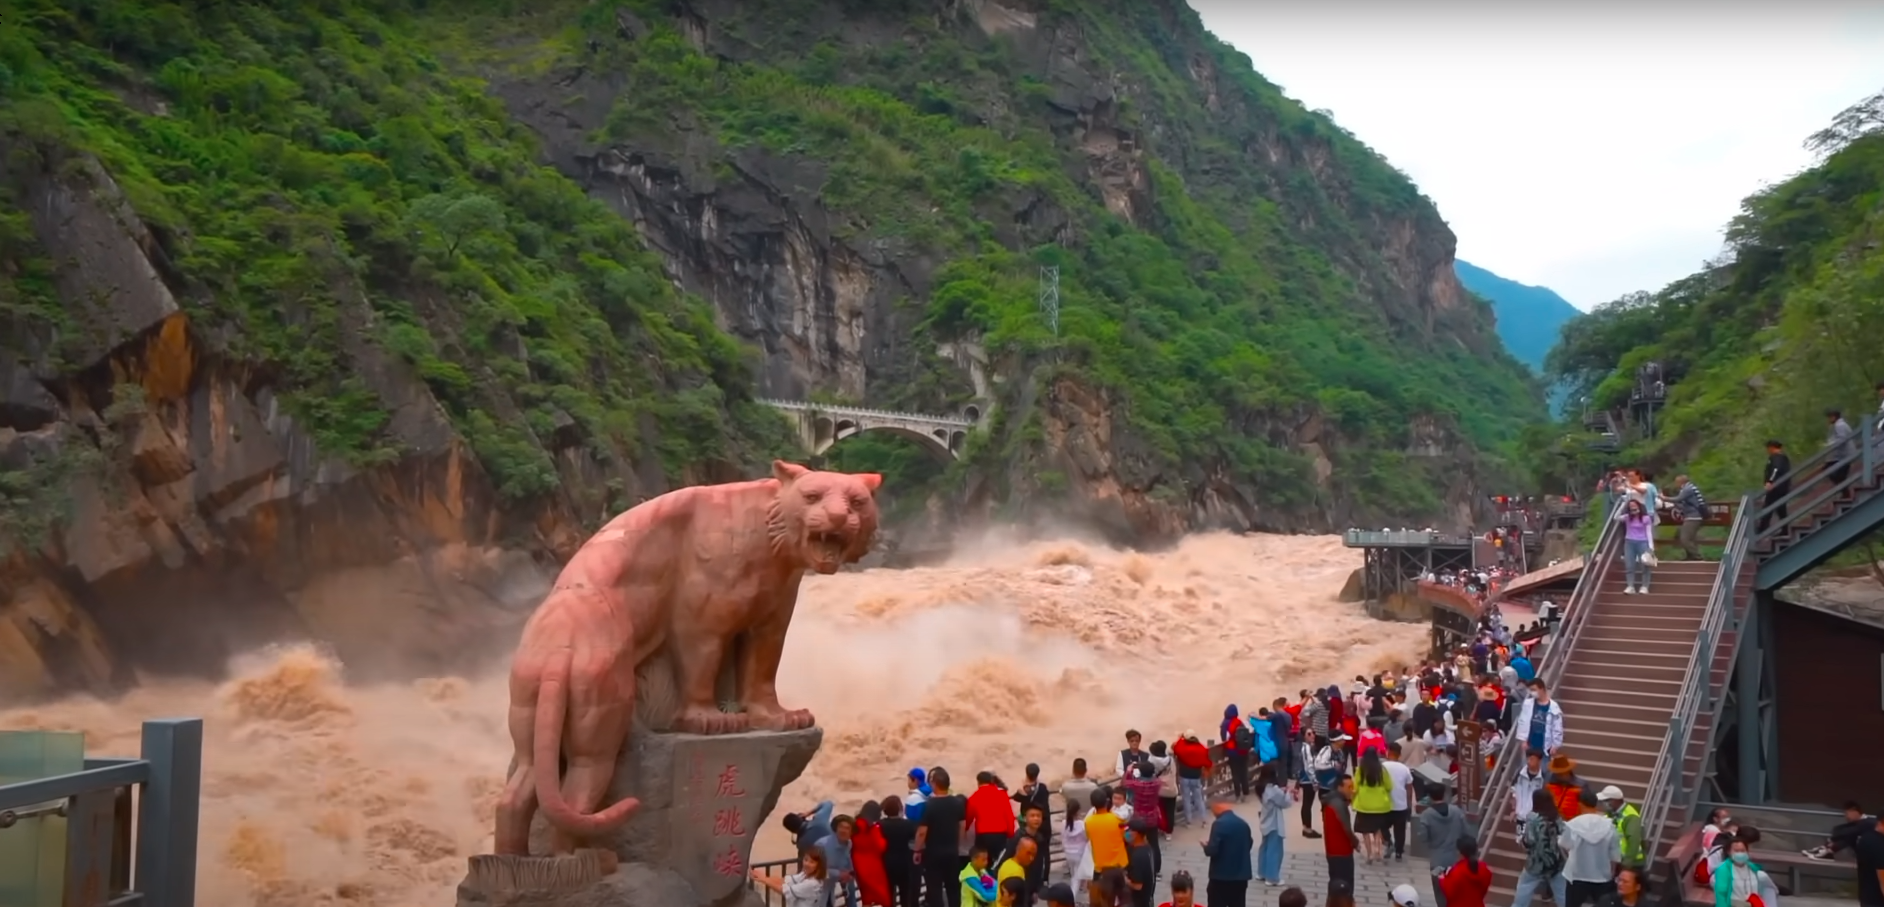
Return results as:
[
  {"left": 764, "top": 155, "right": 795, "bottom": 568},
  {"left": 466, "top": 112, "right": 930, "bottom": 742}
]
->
[
  {"left": 1525, "top": 89, "right": 1884, "bottom": 500},
  {"left": 506, "top": 0, "right": 1543, "bottom": 517},
  {"left": 2, "top": 0, "right": 1546, "bottom": 532},
  {"left": 0, "top": 0, "right": 796, "bottom": 518}
]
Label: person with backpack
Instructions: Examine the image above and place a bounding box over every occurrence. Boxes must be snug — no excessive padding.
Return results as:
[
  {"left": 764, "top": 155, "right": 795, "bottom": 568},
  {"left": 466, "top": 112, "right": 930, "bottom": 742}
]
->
[
  {"left": 1512, "top": 789, "right": 1568, "bottom": 907},
  {"left": 1222, "top": 704, "right": 1254, "bottom": 801}
]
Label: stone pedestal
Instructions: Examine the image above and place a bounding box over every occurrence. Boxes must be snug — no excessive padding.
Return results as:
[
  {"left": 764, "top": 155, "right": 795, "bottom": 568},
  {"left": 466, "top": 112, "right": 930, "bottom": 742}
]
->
[{"left": 458, "top": 726, "right": 821, "bottom": 907}]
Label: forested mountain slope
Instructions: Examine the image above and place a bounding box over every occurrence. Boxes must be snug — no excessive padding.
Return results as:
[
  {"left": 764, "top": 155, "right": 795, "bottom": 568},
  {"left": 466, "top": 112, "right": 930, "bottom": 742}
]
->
[
  {"left": 0, "top": 0, "right": 1540, "bottom": 693},
  {"left": 1455, "top": 259, "right": 1581, "bottom": 373},
  {"left": 1532, "top": 89, "right": 1884, "bottom": 497}
]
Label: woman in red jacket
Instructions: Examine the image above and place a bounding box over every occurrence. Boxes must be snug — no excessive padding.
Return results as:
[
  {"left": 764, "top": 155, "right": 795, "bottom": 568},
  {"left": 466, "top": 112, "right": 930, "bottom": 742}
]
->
[
  {"left": 1438, "top": 836, "right": 1494, "bottom": 907},
  {"left": 853, "top": 800, "right": 891, "bottom": 907}
]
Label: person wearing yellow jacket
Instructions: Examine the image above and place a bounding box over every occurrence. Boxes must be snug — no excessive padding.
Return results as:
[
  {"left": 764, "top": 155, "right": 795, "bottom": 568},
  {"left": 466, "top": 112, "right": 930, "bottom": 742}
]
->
[{"left": 1597, "top": 786, "right": 1646, "bottom": 870}]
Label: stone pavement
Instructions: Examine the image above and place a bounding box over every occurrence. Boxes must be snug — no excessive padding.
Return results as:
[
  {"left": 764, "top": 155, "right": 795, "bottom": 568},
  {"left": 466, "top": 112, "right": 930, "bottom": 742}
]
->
[{"left": 1118, "top": 797, "right": 1440, "bottom": 907}]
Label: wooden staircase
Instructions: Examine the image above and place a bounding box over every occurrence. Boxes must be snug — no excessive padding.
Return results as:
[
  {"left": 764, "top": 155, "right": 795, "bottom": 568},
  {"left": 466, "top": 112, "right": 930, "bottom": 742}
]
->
[{"left": 1478, "top": 558, "right": 1730, "bottom": 904}]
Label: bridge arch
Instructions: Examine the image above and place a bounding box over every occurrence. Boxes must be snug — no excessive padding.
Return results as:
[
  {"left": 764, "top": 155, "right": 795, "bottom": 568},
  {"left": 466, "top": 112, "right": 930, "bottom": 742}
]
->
[{"left": 812, "top": 417, "right": 955, "bottom": 460}]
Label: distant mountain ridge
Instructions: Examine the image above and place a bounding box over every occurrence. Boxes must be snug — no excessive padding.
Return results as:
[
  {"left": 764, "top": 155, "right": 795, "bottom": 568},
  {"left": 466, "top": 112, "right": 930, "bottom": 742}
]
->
[{"left": 1454, "top": 259, "right": 1582, "bottom": 372}]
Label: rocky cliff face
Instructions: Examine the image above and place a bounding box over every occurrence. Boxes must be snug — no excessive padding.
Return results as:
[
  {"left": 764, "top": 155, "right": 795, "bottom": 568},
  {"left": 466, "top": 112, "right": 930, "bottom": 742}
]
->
[
  {"left": 486, "top": 0, "right": 1518, "bottom": 540},
  {"left": 0, "top": 0, "right": 1527, "bottom": 696},
  {"left": 0, "top": 155, "right": 580, "bottom": 697}
]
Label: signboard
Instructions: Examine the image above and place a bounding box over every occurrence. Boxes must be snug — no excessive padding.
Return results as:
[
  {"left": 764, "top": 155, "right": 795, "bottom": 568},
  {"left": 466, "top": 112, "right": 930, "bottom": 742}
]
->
[
  {"left": 673, "top": 739, "right": 766, "bottom": 902},
  {"left": 1454, "top": 720, "right": 1483, "bottom": 806}
]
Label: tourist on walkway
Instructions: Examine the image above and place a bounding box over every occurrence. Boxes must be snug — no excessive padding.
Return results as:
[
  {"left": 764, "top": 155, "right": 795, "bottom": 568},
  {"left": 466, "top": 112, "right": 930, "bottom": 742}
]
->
[
  {"left": 1012, "top": 764, "right": 1051, "bottom": 828},
  {"left": 1118, "top": 730, "right": 1149, "bottom": 778},
  {"left": 1436, "top": 838, "right": 1493, "bottom": 907},
  {"left": 1562, "top": 788, "right": 1622, "bottom": 907},
  {"left": 906, "top": 770, "right": 932, "bottom": 822},
  {"left": 1149, "top": 741, "right": 1179, "bottom": 839},
  {"left": 1322, "top": 773, "right": 1359, "bottom": 892},
  {"left": 1174, "top": 732, "right": 1212, "bottom": 827},
  {"left": 880, "top": 797, "right": 919, "bottom": 907},
  {"left": 1759, "top": 440, "right": 1793, "bottom": 532},
  {"left": 814, "top": 814, "right": 860, "bottom": 907},
  {"left": 1061, "top": 759, "right": 1097, "bottom": 823},
  {"left": 1222, "top": 705, "right": 1253, "bottom": 800},
  {"left": 1351, "top": 751, "right": 1394, "bottom": 863},
  {"left": 959, "top": 846, "right": 999, "bottom": 907},
  {"left": 1041, "top": 883, "right": 1077, "bottom": 907},
  {"left": 1595, "top": 866, "right": 1645, "bottom": 907},
  {"left": 1512, "top": 681, "right": 1565, "bottom": 757},
  {"left": 967, "top": 772, "right": 1018, "bottom": 872},
  {"left": 1851, "top": 812, "right": 1884, "bottom": 907},
  {"left": 1159, "top": 871, "right": 1201, "bottom": 907},
  {"left": 1255, "top": 762, "right": 1290, "bottom": 886},
  {"left": 1597, "top": 786, "right": 1645, "bottom": 872},
  {"left": 995, "top": 837, "right": 1037, "bottom": 907},
  {"left": 1512, "top": 749, "right": 1547, "bottom": 838},
  {"left": 1670, "top": 475, "right": 1709, "bottom": 560},
  {"left": 1511, "top": 790, "right": 1567, "bottom": 907},
  {"left": 1546, "top": 754, "right": 1590, "bottom": 820},
  {"left": 854, "top": 802, "right": 892, "bottom": 907},
  {"left": 1384, "top": 743, "right": 1416, "bottom": 860},
  {"left": 916, "top": 768, "right": 967, "bottom": 907},
  {"left": 1617, "top": 499, "right": 1656, "bottom": 594},
  {"left": 1084, "top": 788, "right": 1129, "bottom": 907},
  {"left": 1826, "top": 409, "right": 1859, "bottom": 485},
  {"left": 753, "top": 844, "right": 830, "bottom": 907},
  {"left": 1124, "top": 818, "right": 1158, "bottom": 907},
  {"left": 1123, "top": 759, "right": 1165, "bottom": 878},
  {"left": 999, "top": 806, "right": 1049, "bottom": 906},
  {"left": 1202, "top": 798, "right": 1252, "bottom": 907},
  {"left": 1418, "top": 786, "right": 1468, "bottom": 906},
  {"left": 1064, "top": 801, "right": 1091, "bottom": 895}
]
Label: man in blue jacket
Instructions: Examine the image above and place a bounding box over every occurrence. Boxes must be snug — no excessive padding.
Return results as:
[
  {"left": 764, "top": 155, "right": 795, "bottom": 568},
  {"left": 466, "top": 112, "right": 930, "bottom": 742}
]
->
[{"left": 1202, "top": 799, "right": 1253, "bottom": 907}]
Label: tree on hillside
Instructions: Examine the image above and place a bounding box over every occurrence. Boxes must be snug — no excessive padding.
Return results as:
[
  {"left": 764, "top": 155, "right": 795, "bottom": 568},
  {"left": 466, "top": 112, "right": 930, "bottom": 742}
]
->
[{"left": 1806, "top": 88, "right": 1884, "bottom": 159}]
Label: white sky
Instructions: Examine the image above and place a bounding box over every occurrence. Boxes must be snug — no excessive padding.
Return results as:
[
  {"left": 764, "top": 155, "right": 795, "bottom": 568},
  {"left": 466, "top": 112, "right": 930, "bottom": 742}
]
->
[{"left": 1189, "top": 1, "right": 1884, "bottom": 310}]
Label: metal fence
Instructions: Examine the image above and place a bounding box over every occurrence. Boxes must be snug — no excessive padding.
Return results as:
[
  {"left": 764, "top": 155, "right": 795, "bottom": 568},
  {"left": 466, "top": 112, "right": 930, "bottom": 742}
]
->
[
  {"left": 749, "top": 746, "right": 1239, "bottom": 907},
  {"left": 0, "top": 718, "right": 202, "bottom": 907}
]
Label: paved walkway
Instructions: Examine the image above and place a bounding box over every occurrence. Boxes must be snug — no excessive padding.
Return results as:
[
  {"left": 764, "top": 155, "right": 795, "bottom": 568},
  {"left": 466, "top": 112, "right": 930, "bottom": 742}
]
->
[{"left": 1081, "top": 797, "right": 1440, "bottom": 907}]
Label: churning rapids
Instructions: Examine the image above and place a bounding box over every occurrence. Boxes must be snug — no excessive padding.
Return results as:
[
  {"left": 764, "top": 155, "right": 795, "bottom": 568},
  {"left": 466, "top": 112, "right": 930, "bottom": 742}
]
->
[{"left": 0, "top": 531, "right": 1423, "bottom": 907}]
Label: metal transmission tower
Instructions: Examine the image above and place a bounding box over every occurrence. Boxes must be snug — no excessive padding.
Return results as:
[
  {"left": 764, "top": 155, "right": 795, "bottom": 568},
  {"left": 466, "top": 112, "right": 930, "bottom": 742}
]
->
[{"left": 1037, "top": 265, "right": 1060, "bottom": 337}]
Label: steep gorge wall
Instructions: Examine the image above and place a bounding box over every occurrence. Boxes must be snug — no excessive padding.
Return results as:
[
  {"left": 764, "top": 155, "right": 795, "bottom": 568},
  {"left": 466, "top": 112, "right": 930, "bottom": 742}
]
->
[
  {"left": 0, "top": 156, "right": 579, "bottom": 697},
  {"left": 0, "top": 0, "right": 1529, "bottom": 696},
  {"left": 487, "top": 0, "right": 1512, "bottom": 541}
]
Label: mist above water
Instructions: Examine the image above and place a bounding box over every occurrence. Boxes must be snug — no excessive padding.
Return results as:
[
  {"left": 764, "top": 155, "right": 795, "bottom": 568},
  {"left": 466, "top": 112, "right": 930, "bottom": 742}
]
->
[{"left": 0, "top": 530, "right": 1421, "bottom": 906}]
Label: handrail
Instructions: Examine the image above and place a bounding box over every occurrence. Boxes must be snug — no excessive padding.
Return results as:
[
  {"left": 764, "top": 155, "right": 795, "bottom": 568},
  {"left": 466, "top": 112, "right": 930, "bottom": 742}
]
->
[
  {"left": 758, "top": 398, "right": 977, "bottom": 425},
  {"left": 1469, "top": 501, "right": 1625, "bottom": 845},
  {"left": 1748, "top": 418, "right": 1877, "bottom": 538},
  {"left": 1635, "top": 492, "right": 1752, "bottom": 869}
]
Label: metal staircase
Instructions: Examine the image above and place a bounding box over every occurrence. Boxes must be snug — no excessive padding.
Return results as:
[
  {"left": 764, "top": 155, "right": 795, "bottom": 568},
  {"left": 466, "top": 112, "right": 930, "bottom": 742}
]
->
[
  {"left": 1751, "top": 419, "right": 1884, "bottom": 590},
  {"left": 1469, "top": 499, "right": 1749, "bottom": 902}
]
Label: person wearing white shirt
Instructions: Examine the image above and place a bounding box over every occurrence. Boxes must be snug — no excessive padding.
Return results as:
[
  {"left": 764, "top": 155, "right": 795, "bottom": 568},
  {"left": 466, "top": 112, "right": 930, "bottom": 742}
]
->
[{"left": 1383, "top": 743, "right": 1416, "bottom": 860}]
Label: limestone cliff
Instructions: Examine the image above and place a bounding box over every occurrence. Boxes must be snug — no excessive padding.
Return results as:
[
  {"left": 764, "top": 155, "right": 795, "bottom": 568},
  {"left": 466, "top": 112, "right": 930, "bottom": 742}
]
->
[{"left": 0, "top": 0, "right": 1534, "bottom": 696}]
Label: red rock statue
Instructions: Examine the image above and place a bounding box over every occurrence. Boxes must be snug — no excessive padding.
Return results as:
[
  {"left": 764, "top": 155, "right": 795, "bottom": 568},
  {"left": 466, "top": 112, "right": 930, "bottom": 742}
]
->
[{"left": 494, "top": 461, "right": 882, "bottom": 855}]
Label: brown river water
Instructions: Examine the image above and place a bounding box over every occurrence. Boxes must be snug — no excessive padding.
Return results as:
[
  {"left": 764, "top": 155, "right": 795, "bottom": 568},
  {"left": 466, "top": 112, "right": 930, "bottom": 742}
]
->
[{"left": 0, "top": 531, "right": 1422, "bottom": 907}]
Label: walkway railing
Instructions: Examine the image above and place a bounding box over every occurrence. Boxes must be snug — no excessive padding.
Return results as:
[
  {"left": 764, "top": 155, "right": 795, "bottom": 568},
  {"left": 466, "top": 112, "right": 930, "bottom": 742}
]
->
[
  {"left": 1635, "top": 493, "right": 1752, "bottom": 871},
  {"left": 749, "top": 744, "right": 1238, "bottom": 906},
  {"left": 1748, "top": 418, "right": 1879, "bottom": 548},
  {"left": 1469, "top": 507, "right": 1624, "bottom": 845},
  {"left": 1343, "top": 529, "right": 1474, "bottom": 547},
  {"left": 0, "top": 718, "right": 202, "bottom": 907},
  {"left": 758, "top": 399, "right": 975, "bottom": 426}
]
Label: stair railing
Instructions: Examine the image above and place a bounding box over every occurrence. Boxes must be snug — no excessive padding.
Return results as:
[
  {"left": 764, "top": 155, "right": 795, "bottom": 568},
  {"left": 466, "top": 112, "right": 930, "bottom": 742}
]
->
[
  {"left": 1470, "top": 504, "right": 1625, "bottom": 846},
  {"left": 1748, "top": 418, "right": 1877, "bottom": 548},
  {"left": 1634, "top": 492, "right": 1752, "bottom": 871}
]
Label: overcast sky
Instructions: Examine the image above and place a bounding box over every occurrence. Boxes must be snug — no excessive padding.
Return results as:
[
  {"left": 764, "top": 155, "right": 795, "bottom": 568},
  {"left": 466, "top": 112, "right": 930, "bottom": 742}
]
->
[{"left": 1189, "top": 1, "right": 1884, "bottom": 310}]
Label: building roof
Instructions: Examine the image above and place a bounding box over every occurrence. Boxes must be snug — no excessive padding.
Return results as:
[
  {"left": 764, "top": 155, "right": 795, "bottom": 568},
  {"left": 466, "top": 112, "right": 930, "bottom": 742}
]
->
[{"left": 1494, "top": 556, "right": 1586, "bottom": 601}]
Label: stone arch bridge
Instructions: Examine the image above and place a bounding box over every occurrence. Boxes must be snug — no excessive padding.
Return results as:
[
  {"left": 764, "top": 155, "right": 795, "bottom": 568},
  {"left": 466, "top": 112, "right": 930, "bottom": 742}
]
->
[{"left": 760, "top": 399, "right": 984, "bottom": 460}]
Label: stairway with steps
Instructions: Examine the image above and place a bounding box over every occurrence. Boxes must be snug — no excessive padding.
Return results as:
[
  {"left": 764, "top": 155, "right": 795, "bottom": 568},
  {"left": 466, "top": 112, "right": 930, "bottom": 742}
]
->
[{"left": 1478, "top": 559, "right": 1724, "bottom": 904}]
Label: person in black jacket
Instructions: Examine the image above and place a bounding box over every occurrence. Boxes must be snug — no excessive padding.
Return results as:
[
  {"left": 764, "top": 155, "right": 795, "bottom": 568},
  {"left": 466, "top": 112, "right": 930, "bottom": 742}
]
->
[
  {"left": 880, "top": 796, "right": 920, "bottom": 907},
  {"left": 1760, "top": 440, "right": 1792, "bottom": 532}
]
